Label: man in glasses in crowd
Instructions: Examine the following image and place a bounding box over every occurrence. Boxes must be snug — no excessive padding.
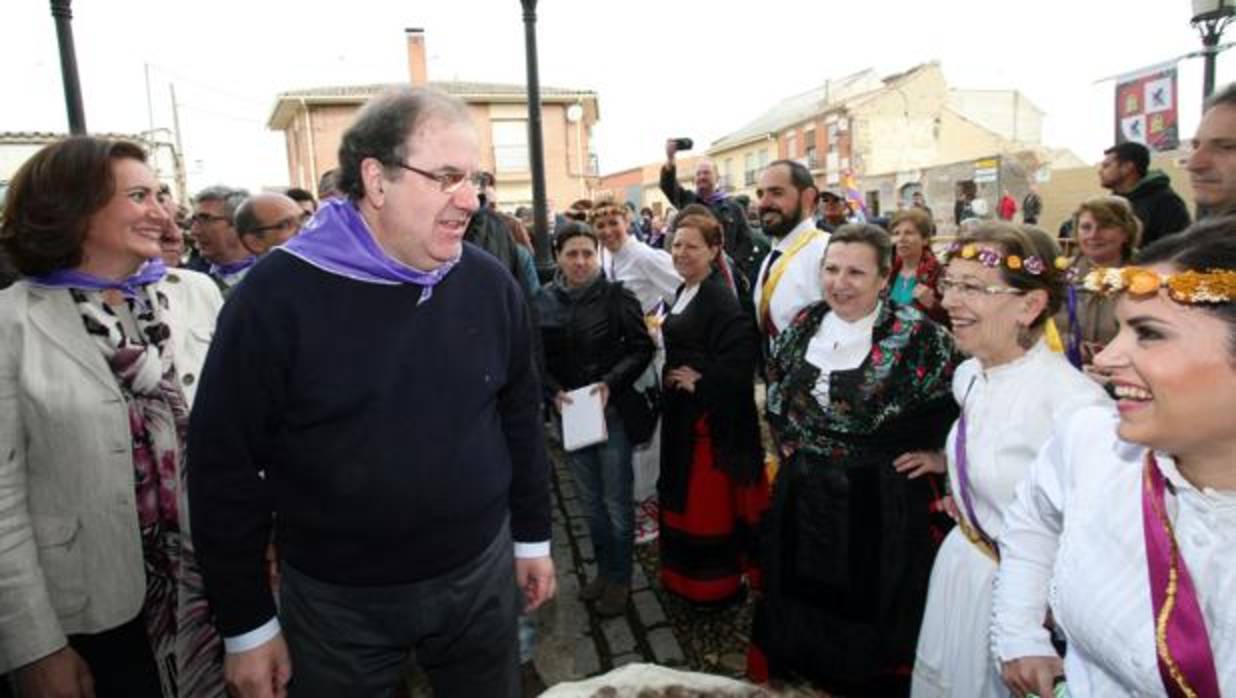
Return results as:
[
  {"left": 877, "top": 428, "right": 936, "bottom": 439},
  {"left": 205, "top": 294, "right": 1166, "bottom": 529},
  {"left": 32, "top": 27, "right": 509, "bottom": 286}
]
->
[
  {"left": 190, "top": 185, "right": 256, "bottom": 291},
  {"left": 187, "top": 86, "right": 553, "bottom": 698},
  {"left": 234, "top": 192, "right": 308, "bottom": 257}
]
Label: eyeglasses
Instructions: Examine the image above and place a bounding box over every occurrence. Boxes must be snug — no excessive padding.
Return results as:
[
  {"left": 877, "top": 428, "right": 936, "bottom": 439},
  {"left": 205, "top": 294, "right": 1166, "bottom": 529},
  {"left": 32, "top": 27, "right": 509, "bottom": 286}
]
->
[
  {"left": 939, "top": 277, "right": 1025, "bottom": 299},
  {"left": 250, "top": 216, "right": 302, "bottom": 235},
  {"left": 396, "top": 162, "right": 486, "bottom": 194},
  {"left": 190, "top": 212, "right": 231, "bottom": 226}
]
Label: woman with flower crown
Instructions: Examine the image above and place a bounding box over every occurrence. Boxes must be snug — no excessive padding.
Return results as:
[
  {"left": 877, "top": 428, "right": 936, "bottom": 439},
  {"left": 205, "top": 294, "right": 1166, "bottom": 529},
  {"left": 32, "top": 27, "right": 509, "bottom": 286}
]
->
[
  {"left": 911, "top": 222, "right": 1110, "bottom": 698},
  {"left": 994, "top": 220, "right": 1236, "bottom": 697}
]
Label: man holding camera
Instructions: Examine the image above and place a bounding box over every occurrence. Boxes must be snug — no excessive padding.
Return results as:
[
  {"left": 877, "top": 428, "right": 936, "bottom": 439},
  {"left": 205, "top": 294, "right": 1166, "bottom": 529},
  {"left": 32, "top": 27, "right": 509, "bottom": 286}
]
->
[{"left": 660, "top": 139, "right": 768, "bottom": 292}]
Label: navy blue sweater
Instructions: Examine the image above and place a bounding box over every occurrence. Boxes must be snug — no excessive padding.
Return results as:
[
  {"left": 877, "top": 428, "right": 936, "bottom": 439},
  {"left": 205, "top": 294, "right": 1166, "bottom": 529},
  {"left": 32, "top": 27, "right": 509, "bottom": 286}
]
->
[{"left": 187, "top": 244, "right": 551, "bottom": 636}]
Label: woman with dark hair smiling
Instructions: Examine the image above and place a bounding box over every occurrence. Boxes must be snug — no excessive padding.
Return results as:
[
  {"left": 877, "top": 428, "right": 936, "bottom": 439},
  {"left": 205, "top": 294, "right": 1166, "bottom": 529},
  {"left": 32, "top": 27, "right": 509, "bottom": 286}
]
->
[
  {"left": 749, "top": 224, "right": 960, "bottom": 695},
  {"left": 656, "top": 206, "right": 765, "bottom": 607},
  {"left": 0, "top": 136, "right": 225, "bottom": 696},
  {"left": 532, "top": 222, "right": 655, "bottom": 618},
  {"left": 912, "top": 222, "right": 1109, "bottom": 698},
  {"left": 995, "top": 220, "right": 1236, "bottom": 697}
]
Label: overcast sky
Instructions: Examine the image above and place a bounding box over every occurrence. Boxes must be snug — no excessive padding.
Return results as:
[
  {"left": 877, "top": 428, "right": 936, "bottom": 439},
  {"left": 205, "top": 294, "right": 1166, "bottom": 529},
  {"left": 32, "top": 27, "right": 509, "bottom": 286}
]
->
[{"left": 4, "top": 0, "right": 1230, "bottom": 194}]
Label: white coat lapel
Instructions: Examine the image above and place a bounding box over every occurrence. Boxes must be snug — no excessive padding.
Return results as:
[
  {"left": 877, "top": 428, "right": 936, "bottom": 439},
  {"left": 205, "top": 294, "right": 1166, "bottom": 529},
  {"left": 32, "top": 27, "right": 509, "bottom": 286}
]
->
[{"left": 26, "top": 286, "right": 123, "bottom": 398}]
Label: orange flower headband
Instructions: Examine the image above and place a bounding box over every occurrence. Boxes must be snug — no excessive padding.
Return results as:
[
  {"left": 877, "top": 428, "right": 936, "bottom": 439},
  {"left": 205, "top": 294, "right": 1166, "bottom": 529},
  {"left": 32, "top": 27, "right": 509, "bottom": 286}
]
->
[{"left": 1083, "top": 266, "right": 1236, "bottom": 303}]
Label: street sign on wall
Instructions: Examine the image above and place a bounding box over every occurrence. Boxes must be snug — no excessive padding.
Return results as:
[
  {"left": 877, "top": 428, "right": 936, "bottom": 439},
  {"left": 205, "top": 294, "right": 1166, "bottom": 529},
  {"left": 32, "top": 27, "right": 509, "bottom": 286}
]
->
[{"left": 1115, "top": 65, "right": 1179, "bottom": 152}]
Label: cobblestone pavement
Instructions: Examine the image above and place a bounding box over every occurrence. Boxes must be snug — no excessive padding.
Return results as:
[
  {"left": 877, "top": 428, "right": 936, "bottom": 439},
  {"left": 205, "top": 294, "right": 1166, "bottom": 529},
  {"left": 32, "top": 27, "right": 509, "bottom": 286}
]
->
[
  {"left": 532, "top": 447, "right": 758, "bottom": 691},
  {"left": 407, "top": 446, "right": 758, "bottom": 696}
]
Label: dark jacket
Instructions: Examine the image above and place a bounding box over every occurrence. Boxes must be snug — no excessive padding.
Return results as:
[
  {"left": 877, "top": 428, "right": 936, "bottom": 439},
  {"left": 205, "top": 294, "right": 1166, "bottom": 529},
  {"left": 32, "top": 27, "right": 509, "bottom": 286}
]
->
[
  {"left": 465, "top": 207, "right": 522, "bottom": 282},
  {"left": 659, "top": 276, "right": 763, "bottom": 512},
  {"left": 659, "top": 164, "right": 769, "bottom": 288},
  {"left": 532, "top": 274, "right": 655, "bottom": 409},
  {"left": 1122, "top": 170, "right": 1191, "bottom": 247}
]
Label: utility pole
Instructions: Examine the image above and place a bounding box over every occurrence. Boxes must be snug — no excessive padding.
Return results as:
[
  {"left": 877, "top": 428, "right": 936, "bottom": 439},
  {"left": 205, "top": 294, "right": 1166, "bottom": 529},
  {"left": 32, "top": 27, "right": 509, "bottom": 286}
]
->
[
  {"left": 521, "top": 0, "right": 552, "bottom": 277},
  {"left": 144, "top": 63, "right": 155, "bottom": 133},
  {"left": 50, "top": 0, "right": 86, "bottom": 134},
  {"left": 169, "top": 84, "right": 189, "bottom": 204}
]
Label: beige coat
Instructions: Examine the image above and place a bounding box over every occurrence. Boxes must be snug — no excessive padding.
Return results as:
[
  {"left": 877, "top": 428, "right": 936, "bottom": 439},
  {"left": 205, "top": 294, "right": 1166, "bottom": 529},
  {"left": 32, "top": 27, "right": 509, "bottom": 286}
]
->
[{"left": 0, "top": 269, "right": 222, "bottom": 672}]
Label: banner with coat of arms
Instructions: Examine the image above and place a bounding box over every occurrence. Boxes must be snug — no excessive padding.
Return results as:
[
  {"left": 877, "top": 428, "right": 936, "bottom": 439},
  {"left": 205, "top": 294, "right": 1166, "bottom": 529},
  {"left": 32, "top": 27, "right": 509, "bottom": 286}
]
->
[{"left": 1115, "top": 63, "right": 1179, "bottom": 152}]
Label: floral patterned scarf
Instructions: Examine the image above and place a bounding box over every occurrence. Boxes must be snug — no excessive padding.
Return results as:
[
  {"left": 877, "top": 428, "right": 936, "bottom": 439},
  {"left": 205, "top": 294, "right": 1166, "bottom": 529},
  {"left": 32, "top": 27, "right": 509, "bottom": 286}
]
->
[{"left": 71, "top": 287, "right": 224, "bottom": 698}]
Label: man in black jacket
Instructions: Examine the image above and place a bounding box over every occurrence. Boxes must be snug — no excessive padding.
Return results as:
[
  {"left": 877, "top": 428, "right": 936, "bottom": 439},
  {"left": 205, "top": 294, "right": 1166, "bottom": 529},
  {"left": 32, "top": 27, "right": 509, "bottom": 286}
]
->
[
  {"left": 660, "top": 140, "right": 768, "bottom": 288},
  {"left": 1099, "top": 141, "right": 1191, "bottom": 246}
]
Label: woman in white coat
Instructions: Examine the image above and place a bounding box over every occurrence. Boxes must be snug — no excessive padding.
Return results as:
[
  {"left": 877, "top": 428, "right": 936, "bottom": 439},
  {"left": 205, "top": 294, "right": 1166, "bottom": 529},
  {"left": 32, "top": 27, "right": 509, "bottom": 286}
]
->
[
  {"left": 995, "top": 221, "right": 1236, "bottom": 697},
  {"left": 910, "top": 223, "right": 1109, "bottom": 697},
  {"left": 0, "top": 137, "right": 225, "bottom": 697}
]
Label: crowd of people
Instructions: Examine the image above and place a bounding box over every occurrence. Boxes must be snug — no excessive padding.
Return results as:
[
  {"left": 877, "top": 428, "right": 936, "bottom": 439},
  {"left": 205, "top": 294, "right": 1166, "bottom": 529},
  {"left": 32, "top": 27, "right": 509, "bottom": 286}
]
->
[{"left": 0, "top": 80, "right": 1232, "bottom": 698}]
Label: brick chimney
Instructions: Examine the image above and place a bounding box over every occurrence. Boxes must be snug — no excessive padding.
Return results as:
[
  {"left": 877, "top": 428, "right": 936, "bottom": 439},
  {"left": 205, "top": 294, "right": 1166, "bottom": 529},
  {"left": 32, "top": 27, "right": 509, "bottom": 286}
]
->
[{"left": 406, "top": 28, "right": 428, "bottom": 86}]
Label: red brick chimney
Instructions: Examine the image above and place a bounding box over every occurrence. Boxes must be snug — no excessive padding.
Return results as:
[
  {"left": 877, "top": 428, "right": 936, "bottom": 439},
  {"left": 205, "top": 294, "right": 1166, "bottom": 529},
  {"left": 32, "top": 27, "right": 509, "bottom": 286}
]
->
[{"left": 406, "top": 28, "right": 427, "bottom": 86}]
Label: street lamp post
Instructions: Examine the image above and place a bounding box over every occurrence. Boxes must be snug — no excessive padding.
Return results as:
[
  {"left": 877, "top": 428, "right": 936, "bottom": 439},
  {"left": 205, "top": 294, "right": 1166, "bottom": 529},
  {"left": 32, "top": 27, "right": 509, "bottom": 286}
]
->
[
  {"left": 1192, "top": 0, "right": 1236, "bottom": 101},
  {"left": 520, "top": 0, "right": 553, "bottom": 276},
  {"left": 50, "top": 0, "right": 87, "bottom": 134}
]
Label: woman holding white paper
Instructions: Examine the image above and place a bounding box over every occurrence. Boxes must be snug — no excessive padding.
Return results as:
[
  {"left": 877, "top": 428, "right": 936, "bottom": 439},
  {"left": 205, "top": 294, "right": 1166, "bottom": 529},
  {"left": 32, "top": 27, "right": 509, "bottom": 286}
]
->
[{"left": 532, "top": 223, "right": 655, "bottom": 617}]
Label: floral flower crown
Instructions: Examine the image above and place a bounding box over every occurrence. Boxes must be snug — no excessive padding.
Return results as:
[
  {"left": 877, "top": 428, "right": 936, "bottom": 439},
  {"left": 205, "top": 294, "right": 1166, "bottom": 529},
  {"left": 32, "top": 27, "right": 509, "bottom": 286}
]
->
[
  {"left": 1082, "top": 266, "right": 1236, "bottom": 303},
  {"left": 945, "top": 241, "right": 1069, "bottom": 277}
]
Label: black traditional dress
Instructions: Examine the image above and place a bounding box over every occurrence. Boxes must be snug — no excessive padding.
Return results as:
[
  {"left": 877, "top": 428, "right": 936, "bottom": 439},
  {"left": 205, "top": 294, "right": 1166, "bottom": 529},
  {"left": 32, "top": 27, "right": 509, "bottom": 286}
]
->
[
  {"left": 658, "top": 276, "right": 767, "bottom": 605},
  {"left": 747, "top": 300, "right": 960, "bottom": 695}
]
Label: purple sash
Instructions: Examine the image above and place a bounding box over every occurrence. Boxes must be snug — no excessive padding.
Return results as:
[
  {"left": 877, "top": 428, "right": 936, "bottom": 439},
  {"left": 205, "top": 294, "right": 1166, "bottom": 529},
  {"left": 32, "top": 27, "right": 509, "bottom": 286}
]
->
[
  {"left": 954, "top": 376, "right": 998, "bottom": 556},
  {"left": 1064, "top": 285, "right": 1083, "bottom": 369},
  {"left": 1142, "top": 453, "right": 1221, "bottom": 698}
]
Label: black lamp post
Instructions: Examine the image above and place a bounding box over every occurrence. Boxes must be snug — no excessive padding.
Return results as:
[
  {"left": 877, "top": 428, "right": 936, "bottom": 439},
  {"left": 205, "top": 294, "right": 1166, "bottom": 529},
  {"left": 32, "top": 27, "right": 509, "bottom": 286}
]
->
[
  {"left": 520, "top": 0, "right": 553, "bottom": 276},
  {"left": 1192, "top": 0, "right": 1236, "bottom": 101},
  {"left": 50, "top": 0, "right": 87, "bottom": 134}
]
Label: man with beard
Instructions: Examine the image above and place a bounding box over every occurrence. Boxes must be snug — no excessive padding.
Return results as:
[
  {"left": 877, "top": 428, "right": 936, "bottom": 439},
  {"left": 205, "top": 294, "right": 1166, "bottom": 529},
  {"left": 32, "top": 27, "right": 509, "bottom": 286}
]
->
[
  {"left": 752, "top": 160, "right": 829, "bottom": 350},
  {"left": 1097, "top": 141, "right": 1190, "bottom": 246}
]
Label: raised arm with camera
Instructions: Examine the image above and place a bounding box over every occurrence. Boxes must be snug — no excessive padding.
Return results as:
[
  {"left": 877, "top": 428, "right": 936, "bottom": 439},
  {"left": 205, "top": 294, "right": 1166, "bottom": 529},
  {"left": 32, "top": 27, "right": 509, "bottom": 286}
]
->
[{"left": 660, "top": 139, "right": 767, "bottom": 293}]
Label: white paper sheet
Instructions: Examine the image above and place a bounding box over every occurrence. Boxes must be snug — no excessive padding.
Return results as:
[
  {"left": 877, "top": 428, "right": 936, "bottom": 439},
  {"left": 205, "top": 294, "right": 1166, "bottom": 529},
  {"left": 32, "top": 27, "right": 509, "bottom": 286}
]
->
[{"left": 562, "top": 384, "right": 608, "bottom": 451}]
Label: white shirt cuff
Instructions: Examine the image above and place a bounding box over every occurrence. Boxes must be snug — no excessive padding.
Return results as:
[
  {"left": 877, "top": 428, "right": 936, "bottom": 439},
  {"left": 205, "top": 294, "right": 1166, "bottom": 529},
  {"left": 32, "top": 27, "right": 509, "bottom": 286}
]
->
[
  {"left": 514, "top": 541, "right": 550, "bottom": 558},
  {"left": 223, "top": 617, "right": 281, "bottom": 653}
]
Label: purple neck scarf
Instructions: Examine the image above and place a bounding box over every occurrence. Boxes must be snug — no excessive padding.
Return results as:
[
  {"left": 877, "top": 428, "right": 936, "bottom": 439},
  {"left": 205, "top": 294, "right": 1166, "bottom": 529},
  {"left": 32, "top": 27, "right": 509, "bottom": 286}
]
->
[
  {"left": 700, "top": 190, "right": 727, "bottom": 206},
  {"left": 1142, "top": 453, "right": 1221, "bottom": 698},
  {"left": 28, "top": 258, "right": 167, "bottom": 299},
  {"left": 279, "top": 198, "right": 460, "bottom": 305},
  {"left": 209, "top": 256, "right": 257, "bottom": 280}
]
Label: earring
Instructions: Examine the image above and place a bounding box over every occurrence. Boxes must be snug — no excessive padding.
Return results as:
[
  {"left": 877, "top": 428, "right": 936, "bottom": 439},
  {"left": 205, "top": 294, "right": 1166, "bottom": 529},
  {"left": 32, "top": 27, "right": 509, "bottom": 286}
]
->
[{"left": 1015, "top": 322, "right": 1035, "bottom": 349}]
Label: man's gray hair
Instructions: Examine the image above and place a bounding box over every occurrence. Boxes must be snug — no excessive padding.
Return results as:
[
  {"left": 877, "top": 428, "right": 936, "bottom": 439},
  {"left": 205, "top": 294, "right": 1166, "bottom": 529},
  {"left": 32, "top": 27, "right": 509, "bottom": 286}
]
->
[
  {"left": 1204, "top": 82, "right": 1236, "bottom": 112},
  {"left": 194, "top": 185, "right": 250, "bottom": 222},
  {"left": 336, "top": 87, "right": 473, "bottom": 201}
]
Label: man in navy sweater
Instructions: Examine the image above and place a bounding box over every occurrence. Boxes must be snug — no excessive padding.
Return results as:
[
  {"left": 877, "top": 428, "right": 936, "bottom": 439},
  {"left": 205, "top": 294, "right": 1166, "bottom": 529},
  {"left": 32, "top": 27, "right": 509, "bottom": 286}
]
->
[{"left": 188, "top": 87, "right": 554, "bottom": 698}]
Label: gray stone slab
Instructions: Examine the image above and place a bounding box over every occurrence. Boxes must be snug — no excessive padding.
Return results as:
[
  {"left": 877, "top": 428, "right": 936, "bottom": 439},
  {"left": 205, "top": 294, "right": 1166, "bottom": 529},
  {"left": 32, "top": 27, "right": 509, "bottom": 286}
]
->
[
  {"left": 631, "top": 589, "right": 666, "bottom": 628},
  {"left": 612, "top": 652, "right": 641, "bottom": 668},
  {"left": 573, "top": 635, "right": 601, "bottom": 676},
  {"left": 600, "top": 616, "right": 636, "bottom": 655},
  {"left": 576, "top": 537, "right": 594, "bottom": 562},
  {"left": 630, "top": 565, "right": 650, "bottom": 591},
  {"left": 647, "top": 627, "right": 685, "bottom": 665}
]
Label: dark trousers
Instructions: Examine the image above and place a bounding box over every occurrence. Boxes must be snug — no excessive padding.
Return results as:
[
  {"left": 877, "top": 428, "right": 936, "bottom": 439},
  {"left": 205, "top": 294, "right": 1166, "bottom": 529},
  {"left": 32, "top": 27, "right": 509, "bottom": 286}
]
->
[
  {"left": 67, "top": 613, "right": 163, "bottom": 698},
  {"left": 280, "top": 526, "right": 520, "bottom": 698}
]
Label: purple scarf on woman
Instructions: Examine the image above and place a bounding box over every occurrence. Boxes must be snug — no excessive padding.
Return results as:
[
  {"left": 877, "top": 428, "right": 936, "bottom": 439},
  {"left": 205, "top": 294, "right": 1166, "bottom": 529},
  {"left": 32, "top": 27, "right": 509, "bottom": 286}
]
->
[
  {"left": 28, "top": 258, "right": 167, "bottom": 298},
  {"left": 279, "top": 198, "right": 459, "bottom": 304}
]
